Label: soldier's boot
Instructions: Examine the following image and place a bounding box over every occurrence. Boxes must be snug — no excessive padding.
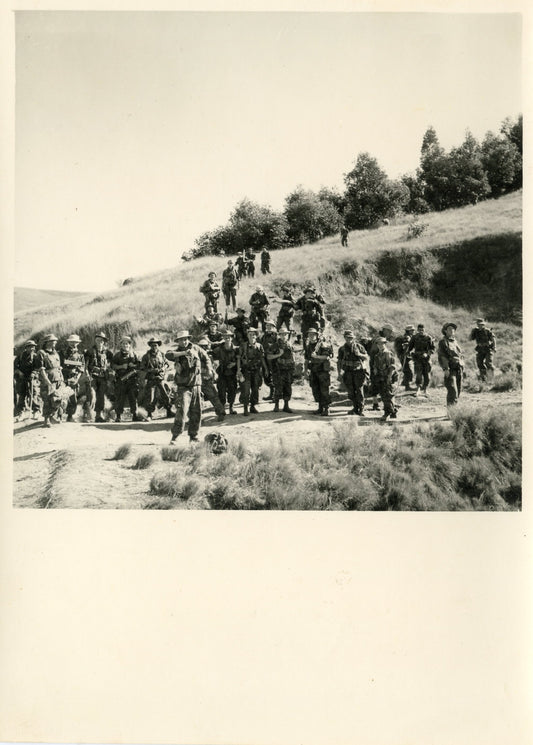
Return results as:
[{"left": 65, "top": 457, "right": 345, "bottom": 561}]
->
[
  {"left": 312, "top": 406, "right": 322, "bottom": 415},
  {"left": 283, "top": 400, "right": 293, "bottom": 414},
  {"left": 43, "top": 417, "right": 51, "bottom": 428},
  {"left": 229, "top": 406, "right": 237, "bottom": 415},
  {"left": 273, "top": 401, "right": 280, "bottom": 412},
  {"left": 166, "top": 408, "right": 173, "bottom": 418},
  {"left": 372, "top": 402, "right": 380, "bottom": 411},
  {"left": 389, "top": 410, "right": 397, "bottom": 419},
  {"left": 405, "top": 384, "right": 414, "bottom": 391},
  {"left": 421, "top": 387, "right": 428, "bottom": 396},
  {"left": 189, "top": 436, "right": 199, "bottom": 444},
  {"left": 95, "top": 413, "right": 105, "bottom": 423},
  {"left": 115, "top": 414, "right": 122, "bottom": 423},
  {"left": 348, "top": 409, "right": 357, "bottom": 415},
  {"left": 381, "top": 412, "right": 390, "bottom": 422},
  {"left": 243, "top": 405, "right": 249, "bottom": 417},
  {"left": 320, "top": 407, "right": 329, "bottom": 417},
  {"left": 414, "top": 387, "right": 420, "bottom": 397},
  {"left": 217, "top": 410, "right": 226, "bottom": 422},
  {"left": 250, "top": 405, "right": 259, "bottom": 414},
  {"left": 67, "top": 415, "right": 75, "bottom": 422}
]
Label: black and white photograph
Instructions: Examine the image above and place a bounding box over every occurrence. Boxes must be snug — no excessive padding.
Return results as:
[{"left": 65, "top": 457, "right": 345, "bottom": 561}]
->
[{"left": 13, "top": 10, "right": 522, "bottom": 510}]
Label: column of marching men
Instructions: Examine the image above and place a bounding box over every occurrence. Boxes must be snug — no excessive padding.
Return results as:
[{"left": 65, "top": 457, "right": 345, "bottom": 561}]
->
[{"left": 14, "top": 256, "right": 496, "bottom": 442}]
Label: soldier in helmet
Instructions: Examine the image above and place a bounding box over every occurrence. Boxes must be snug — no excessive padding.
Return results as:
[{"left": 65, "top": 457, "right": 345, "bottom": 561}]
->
[
  {"left": 295, "top": 287, "right": 325, "bottom": 350},
  {"left": 268, "top": 328, "right": 296, "bottom": 413},
  {"left": 304, "top": 327, "right": 333, "bottom": 416},
  {"left": 14, "top": 340, "right": 42, "bottom": 421},
  {"left": 236, "top": 328, "right": 268, "bottom": 416},
  {"left": 368, "top": 324, "right": 395, "bottom": 411},
  {"left": 37, "top": 334, "right": 64, "bottom": 427},
  {"left": 438, "top": 322, "right": 464, "bottom": 407},
  {"left": 61, "top": 334, "right": 92, "bottom": 422},
  {"left": 85, "top": 331, "right": 113, "bottom": 423},
  {"left": 407, "top": 323, "right": 435, "bottom": 396},
  {"left": 141, "top": 338, "right": 173, "bottom": 420},
  {"left": 337, "top": 330, "right": 369, "bottom": 416},
  {"left": 197, "top": 337, "right": 226, "bottom": 422},
  {"left": 111, "top": 336, "right": 145, "bottom": 422},
  {"left": 199, "top": 271, "right": 221, "bottom": 313},
  {"left": 394, "top": 325, "right": 415, "bottom": 391},
  {"left": 260, "top": 320, "right": 278, "bottom": 400},
  {"left": 166, "top": 330, "right": 211, "bottom": 443},
  {"left": 470, "top": 318, "right": 496, "bottom": 382},
  {"left": 249, "top": 286, "right": 270, "bottom": 332},
  {"left": 215, "top": 330, "right": 239, "bottom": 415},
  {"left": 372, "top": 337, "right": 399, "bottom": 421}
]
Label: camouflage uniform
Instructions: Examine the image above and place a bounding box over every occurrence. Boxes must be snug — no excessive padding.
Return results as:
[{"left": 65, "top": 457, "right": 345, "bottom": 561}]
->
[
  {"left": 305, "top": 337, "right": 333, "bottom": 413},
  {"left": 141, "top": 348, "right": 172, "bottom": 416},
  {"left": 38, "top": 347, "right": 64, "bottom": 421},
  {"left": 61, "top": 347, "right": 92, "bottom": 420},
  {"left": 166, "top": 343, "right": 210, "bottom": 440},
  {"left": 338, "top": 340, "right": 369, "bottom": 414},
  {"left": 14, "top": 346, "right": 42, "bottom": 417},
  {"left": 112, "top": 350, "right": 142, "bottom": 419},
  {"left": 408, "top": 331, "right": 435, "bottom": 391},
  {"left": 249, "top": 291, "right": 270, "bottom": 331},
  {"left": 470, "top": 325, "right": 496, "bottom": 381},
  {"left": 238, "top": 340, "right": 265, "bottom": 410},
  {"left": 215, "top": 343, "right": 239, "bottom": 411},
  {"left": 85, "top": 345, "right": 114, "bottom": 420},
  {"left": 372, "top": 347, "right": 398, "bottom": 418},
  {"left": 438, "top": 336, "right": 464, "bottom": 406}
]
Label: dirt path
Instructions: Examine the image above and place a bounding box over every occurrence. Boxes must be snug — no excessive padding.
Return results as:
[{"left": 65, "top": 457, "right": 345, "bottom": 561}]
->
[{"left": 13, "top": 382, "right": 521, "bottom": 509}]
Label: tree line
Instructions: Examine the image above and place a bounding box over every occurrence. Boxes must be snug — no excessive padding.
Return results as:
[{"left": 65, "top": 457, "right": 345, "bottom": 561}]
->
[{"left": 186, "top": 114, "right": 522, "bottom": 260}]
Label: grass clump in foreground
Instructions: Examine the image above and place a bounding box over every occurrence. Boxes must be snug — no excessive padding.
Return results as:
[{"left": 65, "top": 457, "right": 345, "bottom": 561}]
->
[
  {"left": 132, "top": 453, "right": 156, "bottom": 470},
  {"left": 140, "top": 403, "right": 521, "bottom": 511},
  {"left": 112, "top": 443, "right": 132, "bottom": 461}
]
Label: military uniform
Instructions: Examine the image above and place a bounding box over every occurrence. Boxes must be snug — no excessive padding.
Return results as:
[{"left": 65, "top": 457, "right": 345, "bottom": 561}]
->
[
  {"left": 260, "top": 248, "right": 271, "bottom": 275},
  {"left": 372, "top": 347, "right": 398, "bottom": 418},
  {"left": 260, "top": 328, "right": 278, "bottom": 399},
  {"left": 408, "top": 331, "right": 435, "bottom": 392},
  {"left": 246, "top": 251, "right": 256, "bottom": 278},
  {"left": 198, "top": 346, "right": 226, "bottom": 419},
  {"left": 470, "top": 324, "right": 496, "bottom": 381},
  {"left": 38, "top": 345, "right": 64, "bottom": 422},
  {"left": 295, "top": 294, "right": 325, "bottom": 347},
  {"left": 340, "top": 226, "right": 348, "bottom": 247},
  {"left": 276, "top": 291, "right": 296, "bottom": 331},
  {"left": 438, "top": 335, "right": 464, "bottom": 406},
  {"left": 14, "top": 345, "right": 42, "bottom": 418},
  {"left": 85, "top": 344, "right": 113, "bottom": 420},
  {"left": 305, "top": 337, "right": 333, "bottom": 414},
  {"left": 141, "top": 347, "right": 172, "bottom": 417},
  {"left": 235, "top": 254, "right": 247, "bottom": 280},
  {"left": 200, "top": 278, "right": 221, "bottom": 312},
  {"left": 61, "top": 345, "right": 91, "bottom": 421},
  {"left": 238, "top": 340, "right": 266, "bottom": 412},
  {"left": 215, "top": 343, "right": 239, "bottom": 412},
  {"left": 226, "top": 312, "right": 251, "bottom": 347},
  {"left": 112, "top": 349, "right": 142, "bottom": 420},
  {"left": 222, "top": 265, "right": 239, "bottom": 310},
  {"left": 166, "top": 341, "right": 210, "bottom": 441},
  {"left": 249, "top": 291, "right": 270, "bottom": 331},
  {"left": 338, "top": 340, "right": 369, "bottom": 415},
  {"left": 394, "top": 331, "right": 415, "bottom": 390},
  {"left": 271, "top": 340, "right": 295, "bottom": 410}
]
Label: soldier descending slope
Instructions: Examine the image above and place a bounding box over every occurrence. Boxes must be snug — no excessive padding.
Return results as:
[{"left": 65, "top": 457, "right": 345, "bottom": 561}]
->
[
  {"left": 438, "top": 322, "right": 464, "bottom": 407},
  {"left": 85, "top": 331, "right": 113, "bottom": 422},
  {"left": 260, "top": 246, "right": 271, "bottom": 275},
  {"left": 141, "top": 338, "right": 173, "bottom": 420},
  {"left": 295, "top": 287, "right": 325, "bottom": 349},
  {"left": 249, "top": 286, "right": 270, "bottom": 332},
  {"left": 470, "top": 318, "right": 496, "bottom": 382},
  {"left": 337, "top": 330, "right": 369, "bottom": 416},
  {"left": 37, "top": 334, "right": 65, "bottom": 428},
  {"left": 199, "top": 272, "right": 221, "bottom": 313},
  {"left": 225, "top": 307, "right": 251, "bottom": 347},
  {"left": 304, "top": 327, "right": 333, "bottom": 416},
  {"left": 222, "top": 260, "right": 239, "bottom": 312},
  {"left": 407, "top": 323, "right": 435, "bottom": 396},
  {"left": 14, "top": 340, "right": 41, "bottom": 421},
  {"left": 275, "top": 284, "right": 296, "bottom": 332}
]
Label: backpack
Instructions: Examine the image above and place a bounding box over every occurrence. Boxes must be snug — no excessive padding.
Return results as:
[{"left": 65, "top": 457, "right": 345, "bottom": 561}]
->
[{"left": 204, "top": 432, "right": 228, "bottom": 455}]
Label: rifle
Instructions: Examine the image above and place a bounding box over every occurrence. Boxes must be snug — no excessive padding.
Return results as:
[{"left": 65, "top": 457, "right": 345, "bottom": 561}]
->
[{"left": 120, "top": 368, "right": 138, "bottom": 383}]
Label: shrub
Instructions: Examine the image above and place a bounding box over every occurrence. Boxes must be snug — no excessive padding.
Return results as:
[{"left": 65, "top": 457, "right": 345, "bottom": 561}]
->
[
  {"left": 132, "top": 453, "right": 156, "bottom": 470},
  {"left": 491, "top": 372, "right": 521, "bottom": 392},
  {"left": 112, "top": 443, "right": 131, "bottom": 460},
  {"left": 406, "top": 221, "right": 429, "bottom": 239},
  {"left": 149, "top": 472, "right": 204, "bottom": 501}
]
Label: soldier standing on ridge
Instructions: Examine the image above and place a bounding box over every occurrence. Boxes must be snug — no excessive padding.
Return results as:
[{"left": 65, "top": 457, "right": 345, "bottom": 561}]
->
[
  {"left": 249, "top": 285, "right": 270, "bottom": 332},
  {"left": 340, "top": 224, "right": 349, "bottom": 247},
  {"left": 37, "top": 334, "right": 64, "bottom": 428},
  {"left": 166, "top": 330, "right": 211, "bottom": 444},
  {"left": 200, "top": 271, "right": 221, "bottom": 313},
  {"left": 222, "top": 260, "right": 239, "bottom": 312},
  {"left": 268, "top": 328, "right": 295, "bottom": 413},
  {"left": 85, "top": 331, "right": 113, "bottom": 422},
  {"left": 260, "top": 246, "right": 272, "bottom": 275},
  {"left": 407, "top": 323, "right": 435, "bottom": 396},
  {"left": 337, "top": 330, "right": 369, "bottom": 416},
  {"left": 438, "top": 322, "right": 464, "bottom": 408},
  {"left": 14, "top": 340, "right": 41, "bottom": 421},
  {"left": 394, "top": 325, "right": 415, "bottom": 391},
  {"left": 237, "top": 328, "right": 268, "bottom": 416},
  {"left": 61, "top": 334, "right": 92, "bottom": 422},
  {"left": 304, "top": 327, "right": 333, "bottom": 416},
  {"left": 112, "top": 336, "right": 145, "bottom": 422},
  {"left": 373, "top": 337, "right": 399, "bottom": 422},
  {"left": 470, "top": 318, "right": 496, "bottom": 382},
  {"left": 197, "top": 337, "right": 226, "bottom": 421},
  {"left": 141, "top": 338, "right": 173, "bottom": 420},
  {"left": 215, "top": 330, "right": 239, "bottom": 415}
]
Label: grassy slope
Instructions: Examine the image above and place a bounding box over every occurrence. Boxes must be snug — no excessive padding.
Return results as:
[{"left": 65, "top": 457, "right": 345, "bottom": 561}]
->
[
  {"left": 14, "top": 287, "right": 90, "bottom": 314},
  {"left": 14, "top": 191, "right": 521, "bottom": 361}
]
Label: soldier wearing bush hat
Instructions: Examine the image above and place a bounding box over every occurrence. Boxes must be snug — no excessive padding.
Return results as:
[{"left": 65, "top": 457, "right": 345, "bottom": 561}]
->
[
  {"left": 438, "top": 323, "right": 464, "bottom": 408},
  {"left": 337, "top": 329, "right": 369, "bottom": 416},
  {"left": 141, "top": 337, "right": 172, "bottom": 420},
  {"left": 407, "top": 323, "right": 435, "bottom": 396},
  {"left": 86, "top": 331, "right": 113, "bottom": 422},
  {"left": 61, "top": 334, "right": 91, "bottom": 422},
  {"left": 37, "top": 334, "right": 63, "bottom": 427},
  {"left": 470, "top": 318, "right": 496, "bottom": 383}
]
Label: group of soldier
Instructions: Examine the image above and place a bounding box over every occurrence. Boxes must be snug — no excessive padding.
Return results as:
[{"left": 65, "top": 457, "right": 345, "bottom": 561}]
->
[{"left": 14, "top": 255, "right": 496, "bottom": 443}]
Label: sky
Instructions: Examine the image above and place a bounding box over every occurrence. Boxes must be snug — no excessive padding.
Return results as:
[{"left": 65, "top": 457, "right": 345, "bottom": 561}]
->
[{"left": 15, "top": 11, "right": 522, "bottom": 292}]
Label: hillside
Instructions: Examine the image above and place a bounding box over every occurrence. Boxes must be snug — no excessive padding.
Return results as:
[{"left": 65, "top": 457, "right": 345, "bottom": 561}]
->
[
  {"left": 14, "top": 191, "right": 521, "bottom": 354},
  {"left": 14, "top": 287, "right": 90, "bottom": 314}
]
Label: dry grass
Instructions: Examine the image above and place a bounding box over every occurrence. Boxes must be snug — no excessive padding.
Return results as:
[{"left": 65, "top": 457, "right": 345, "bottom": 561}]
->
[{"left": 112, "top": 443, "right": 132, "bottom": 461}]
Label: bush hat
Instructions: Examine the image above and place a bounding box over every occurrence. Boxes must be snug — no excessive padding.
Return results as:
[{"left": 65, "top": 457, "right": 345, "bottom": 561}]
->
[
  {"left": 43, "top": 334, "right": 58, "bottom": 344},
  {"left": 24, "top": 339, "right": 37, "bottom": 347},
  {"left": 147, "top": 337, "right": 162, "bottom": 346},
  {"left": 476, "top": 318, "right": 485, "bottom": 324},
  {"left": 121, "top": 336, "right": 133, "bottom": 344},
  {"left": 278, "top": 329, "right": 290, "bottom": 337},
  {"left": 66, "top": 334, "right": 81, "bottom": 343},
  {"left": 197, "top": 337, "right": 210, "bottom": 347},
  {"left": 95, "top": 331, "right": 108, "bottom": 340},
  {"left": 343, "top": 330, "right": 354, "bottom": 338},
  {"left": 247, "top": 328, "right": 258, "bottom": 335},
  {"left": 441, "top": 322, "right": 457, "bottom": 334},
  {"left": 405, "top": 325, "right": 415, "bottom": 332},
  {"left": 175, "top": 330, "right": 190, "bottom": 340}
]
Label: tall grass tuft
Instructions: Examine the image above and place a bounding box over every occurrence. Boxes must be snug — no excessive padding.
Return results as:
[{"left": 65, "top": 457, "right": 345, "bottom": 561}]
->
[
  {"left": 132, "top": 453, "right": 156, "bottom": 470},
  {"left": 112, "top": 443, "right": 132, "bottom": 460}
]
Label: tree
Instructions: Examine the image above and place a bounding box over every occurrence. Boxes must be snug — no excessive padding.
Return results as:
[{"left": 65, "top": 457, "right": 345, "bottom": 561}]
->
[
  {"left": 500, "top": 114, "right": 522, "bottom": 189},
  {"left": 343, "top": 152, "right": 408, "bottom": 229},
  {"left": 445, "top": 130, "right": 490, "bottom": 207},
  {"left": 284, "top": 186, "right": 341, "bottom": 245},
  {"left": 401, "top": 172, "right": 430, "bottom": 214},
  {"left": 229, "top": 199, "right": 288, "bottom": 253},
  {"left": 481, "top": 131, "right": 520, "bottom": 197},
  {"left": 418, "top": 126, "right": 453, "bottom": 211}
]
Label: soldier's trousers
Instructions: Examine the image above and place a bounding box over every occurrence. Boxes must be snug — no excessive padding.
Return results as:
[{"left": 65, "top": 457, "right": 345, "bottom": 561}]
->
[
  {"left": 115, "top": 380, "right": 139, "bottom": 417},
  {"left": 223, "top": 287, "right": 237, "bottom": 309},
  {"left": 272, "top": 368, "right": 293, "bottom": 402},
  {"left": 217, "top": 374, "right": 237, "bottom": 407},
  {"left": 444, "top": 368, "right": 462, "bottom": 406},
  {"left": 145, "top": 379, "right": 171, "bottom": 414},
  {"left": 65, "top": 377, "right": 92, "bottom": 418},
  {"left": 276, "top": 312, "right": 293, "bottom": 331},
  {"left": 239, "top": 369, "right": 263, "bottom": 406},
  {"left": 476, "top": 348, "right": 494, "bottom": 380},
  {"left": 309, "top": 370, "right": 331, "bottom": 408},
  {"left": 375, "top": 377, "right": 396, "bottom": 416},
  {"left": 201, "top": 378, "right": 225, "bottom": 416},
  {"left": 90, "top": 376, "right": 108, "bottom": 415},
  {"left": 204, "top": 296, "right": 219, "bottom": 313},
  {"left": 250, "top": 310, "right": 268, "bottom": 332},
  {"left": 261, "top": 263, "right": 271, "bottom": 275},
  {"left": 414, "top": 357, "right": 432, "bottom": 390},
  {"left": 14, "top": 375, "right": 41, "bottom": 415},
  {"left": 172, "top": 385, "right": 202, "bottom": 439},
  {"left": 41, "top": 381, "right": 62, "bottom": 419},
  {"left": 401, "top": 359, "right": 414, "bottom": 388},
  {"left": 343, "top": 369, "right": 367, "bottom": 413}
]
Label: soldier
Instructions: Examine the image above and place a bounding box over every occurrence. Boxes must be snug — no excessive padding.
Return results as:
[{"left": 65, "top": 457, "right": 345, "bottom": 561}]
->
[
  {"left": 112, "top": 336, "right": 145, "bottom": 422},
  {"left": 438, "top": 322, "right": 464, "bottom": 407},
  {"left": 337, "top": 330, "right": 369, "bottom": 416},
  {"left": 368, "top": 324, "right": 395, "bottom": 411},
  {"left": 260, "top": 320, "right": 278, "bottom": 400},
  {"left": 249, "top": 286, "right": 270, "bottom": 332},
  {"left": 235, "top": 252, "right": 247, "bottom": 280},
  {"left": 37, "top": 334, "right": 64, "bottom": 428},
  {"left": 295, "top": 288, "right": 325, "bottom": 349},
  {"left": 372, "top": 337, "right": 399, "bottom": 421},
  {"left": 61, "top": 334, "right": 92, "bottom": 422},
  {"left": 304, "top": 327, "right": 333, "bottom": 416},
  {"left": 206, "top": 321, "right": 224, "bottom": 348},
  {"left": 237, "top": 328, "right": 268, "bottom": 416},
  {"left": 222, "top": 260, "right": 239, "bottom": 311},
  {"left": 407, "top": 323, "right": 435, "bottom": 396},
  {"left": 246, "top": 249, "right": 256, "bottom": 278},
  {"left": 226, "top": 306, "right": 251, "bottom": 347},
  {"left": 14, "top": 340, "right": 42, "bottom": 421},
  {"left": 394, "top": 325, "right": 415, "bottom": 391},
  {"left": 199, "top": 271, "right": 221, "bottom": 313},
  {"left": 196, "top": 304, "right": 224, "bottom": 331},
  {"left": 85, "top": 331, "right": 113, "bottom": 423},
  {"left": 268, "top": 328, "right": 295, "bottom": 413},
  {"left": 275, "top": 284, "right": 296, "bottom": 332},
  {"left": 340, "top": 224, "right": 349, "bottom": 247},
  {"left": 215, "top": 330, "right": 239, "bottom": 415},
  {"left": 141, "top": 338, "right": 173, "bottom": 420},
  {"left": 197, "top": 337, "right": 226, "bottom": 421},
  {"left": 166, "top": 330, "right": 211, "bottom": 444},
  {"left": 260, "top": 246, "right": 271, "bottom": 275},
  {"left": 470, "top": 318, "right": 496, "bottom": 382}
]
